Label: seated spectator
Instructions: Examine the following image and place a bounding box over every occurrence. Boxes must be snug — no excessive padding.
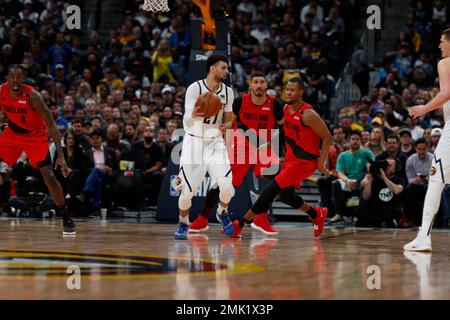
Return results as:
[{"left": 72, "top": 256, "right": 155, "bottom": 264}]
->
[
  {"left": 402, "top": 138, "right": 433, "bottom": 226},
  {"left": 0, "top": 159, "right": 11, "bottom": 212},
  {"left": 54, "top": 131, "right": 94, "bottom": 213},
  {"left": 356, "top": 158, "right": 405, "bottom": 227},
  {"left": 72, "top": 129, "right": 119, "bottom": 213},
  {"left": 331, "top": 131, "right": 375, "bottom": 222},
  {"left": 71, "top": 119, "right": 90, "bottom": 151},
  {"left": 364, "top": 125, "right": 386, "bottom": 157},
  {"left": 123, "top": 121, "right": 142, "bottom": 147},
  {"left": 429, "top": 127, "right": 442, "bottom": 153},
  {"left": 376, "top": 134, "right": 408, "bottom": 180},
  {"left": 104, "top": 123, "right": 131, "bottom": 158},
  {"left": 405, "top": 113, "right": 424, "bottom": 141},
  {"left": 156, "top": 127, "right": 174, "bottom": 172},
  {"left": 136, "top": 126, "right": 164, "bottom": 206},
  {"left": 399, "top": 128, "right": 416, "bottom": 158},
  {"left": 317, "top": 124, "right": 348, "bottom": 218}
]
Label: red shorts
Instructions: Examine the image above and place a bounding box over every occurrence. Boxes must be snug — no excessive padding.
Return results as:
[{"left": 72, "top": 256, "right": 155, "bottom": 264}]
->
[
  {"left": 228, "top": 140, "right": 280, "bottom": 186},
  {"left": 275, "top": 158, "right": 318, "bottom": 189},
  {"left": 0, "top": 128, "right": 50, "bottom": 169}
]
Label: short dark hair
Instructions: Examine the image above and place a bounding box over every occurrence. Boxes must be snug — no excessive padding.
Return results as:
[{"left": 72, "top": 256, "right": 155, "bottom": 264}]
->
[
  {"left": 287, "top": 77, "right": 304, "bottom": 89},
  {"left": 71, "top": 119, "right": 83, "bottom": 126},
  {"left": 249, "top": 71, "right": 266, "bottom": 80},
  {"left": 415, "top": 137, "right": 428, "bottom": 147},
  {"left": 8, "top": 64, "right": 24, "bottom": 74},
  {"left": 386, "top": 134, "right": 399, "bottom": 142},
  {"left": 350, "top": 130, "right": 362, "bottom": 138},
  {"left": 206, "top": 55, "right": 228, "bottom": 73}
]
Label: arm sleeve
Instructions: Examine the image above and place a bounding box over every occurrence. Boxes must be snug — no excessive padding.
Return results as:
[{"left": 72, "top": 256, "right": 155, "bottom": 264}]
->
[
  {"left": 273, "top": 98, "right": 284, "bottom": 121},
  {"left": 232, "top": 96, "right": 243, "bottom": 116}
]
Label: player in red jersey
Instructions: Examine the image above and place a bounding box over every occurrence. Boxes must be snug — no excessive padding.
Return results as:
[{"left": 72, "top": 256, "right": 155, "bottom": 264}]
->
[
  {"left": 233, "top": 77, "right": 332, "bottom": 238},
  {"left": 189, "top": 72, "right": 285, "bottom": 234},
  {"left": 0, "top": 65, "right": 75, "bottom": 235}
]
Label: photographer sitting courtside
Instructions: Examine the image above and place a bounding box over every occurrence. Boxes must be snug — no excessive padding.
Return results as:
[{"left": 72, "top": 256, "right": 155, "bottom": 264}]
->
[{"left": 356, "top": 158, "right": 405, "bottom": 227}]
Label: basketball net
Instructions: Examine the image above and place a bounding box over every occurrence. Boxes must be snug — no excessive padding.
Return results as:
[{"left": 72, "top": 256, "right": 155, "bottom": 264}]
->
[{"left": 142, "top": 0, "right": 170, "bottom": 12}]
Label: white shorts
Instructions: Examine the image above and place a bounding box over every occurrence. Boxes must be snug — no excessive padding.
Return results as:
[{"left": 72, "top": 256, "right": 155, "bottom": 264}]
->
[
  {"left": 178, "top": 133, "right": 232, "bottom": 193},
  {"left": 430, "top": 123, "right": 450, "bottom": 184}
]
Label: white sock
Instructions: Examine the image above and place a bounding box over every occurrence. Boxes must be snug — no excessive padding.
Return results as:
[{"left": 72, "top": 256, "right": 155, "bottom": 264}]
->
[
  {"left": 217, "top": 204, "right": 228, "bottom": 215},
  {"left": 418, "top": 180, "right": 445, "bottom": 238},
  {"left": 179, "top": 215, "right": 189, "bottom": 225}
]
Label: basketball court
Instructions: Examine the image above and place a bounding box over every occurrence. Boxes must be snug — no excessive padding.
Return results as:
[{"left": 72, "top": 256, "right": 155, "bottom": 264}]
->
[{"left": 0, "top": 217, "right": 447, "bottom": 300}]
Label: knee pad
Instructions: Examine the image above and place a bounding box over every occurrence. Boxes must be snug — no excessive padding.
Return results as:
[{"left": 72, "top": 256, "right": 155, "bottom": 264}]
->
[
  {"left": 216, "top": 176, "right": 234, "bottom": 204},
  {"left": 178, "top": 188, "right": 194, "bottom": 211}
]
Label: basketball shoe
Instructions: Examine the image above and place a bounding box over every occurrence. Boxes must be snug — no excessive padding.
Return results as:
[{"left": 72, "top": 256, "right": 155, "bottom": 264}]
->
[
  {"left": 63, "top": 217, "right": 76, "bottom": 235},
  {"left": 251, "top": 212, "right": 278, "bottom": 235},
  {"left": 310, "top": 207, "right": 328, "bottom": 238},
  {"left": 189, "top": 215, "right": 209, "bottom": 233},
  {"left": 174, "top": 222, "right": 189, "bottom": 240},
  {"left": 403, "top": 228, "right": 432, "bottom": 252},
  {"left": 231, "top": 220, "right": 243, "bottom": 238},
  {"left": 216, "top": 210, "right": 234, "bottom": 236}
]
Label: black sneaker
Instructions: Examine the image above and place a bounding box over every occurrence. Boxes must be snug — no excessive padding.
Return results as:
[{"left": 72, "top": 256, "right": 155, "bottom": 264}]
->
[{"left": 63, "top": 218, "right": 76, "bottom": 235}]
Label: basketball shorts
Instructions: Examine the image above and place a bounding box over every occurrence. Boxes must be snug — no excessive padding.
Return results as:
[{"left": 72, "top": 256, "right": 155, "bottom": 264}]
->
[
  {"left": 178, "top": 134, "right": 232, "bottom": 194},
  {"left": 430, "top": 123, "right": 450, "bottom": 184},
  {"left": 0, "top": 128, "right": 50, "bottom": 169},
  {"left": 275, "top": 158, "right": 318, "bottom": 189}
]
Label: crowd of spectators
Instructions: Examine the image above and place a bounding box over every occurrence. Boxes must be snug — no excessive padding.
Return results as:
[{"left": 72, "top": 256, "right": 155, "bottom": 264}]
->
[
  {"left": 0, "top": 0, "right": 357, "bottom": 216},
  {"left": 324, "top": 0, "right": 450, "bottom": 228}
]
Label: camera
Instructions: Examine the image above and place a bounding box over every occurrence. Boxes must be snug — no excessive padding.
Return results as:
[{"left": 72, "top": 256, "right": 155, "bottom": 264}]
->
[{"left": 366, "top": 157, "right": 388, "bottom": 177}]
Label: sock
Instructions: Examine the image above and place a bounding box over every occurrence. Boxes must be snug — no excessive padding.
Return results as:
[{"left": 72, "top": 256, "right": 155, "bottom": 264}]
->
[
  {"left": 56, "top": 204, "right": 69, "bottom": 219},
  {"left": 419, "top": 180, "right": 445, "bottom": 238},
  {"left": 217, "top": 204, "right": 227, "bottom": 215},
  {"left": 179, "top": 215, "right": 189, "bottom": 225},
  {"left": 306, "top": 205, "right": 317, "bottom": 219}
]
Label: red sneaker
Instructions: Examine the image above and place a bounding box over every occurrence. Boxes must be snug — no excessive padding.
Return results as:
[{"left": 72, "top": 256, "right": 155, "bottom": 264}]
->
[
  {"left": 310, "top": 207, "right": 328, "bottom": 238},
  {"left": 188, "top": 215, "right": 209, "bottom": 233},
  {"left": 231, "top": 220, "right": 243, "bottom": 238},
  {"left": 251, "top": 213, "right": 278, "bottom": 235}
]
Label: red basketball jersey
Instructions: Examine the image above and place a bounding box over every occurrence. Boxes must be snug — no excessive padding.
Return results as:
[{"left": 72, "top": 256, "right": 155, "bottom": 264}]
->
[
  {"left": 0, "top": 83, "right": 47, "bottom": 134},
  {"left": 283, "top": 101, "right": 321, "bottom": 161}
]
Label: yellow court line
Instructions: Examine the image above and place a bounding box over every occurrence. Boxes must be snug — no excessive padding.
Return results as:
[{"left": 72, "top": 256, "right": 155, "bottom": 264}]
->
[{"left": 0, "top": 249, "right": 265, "bottom": 280}]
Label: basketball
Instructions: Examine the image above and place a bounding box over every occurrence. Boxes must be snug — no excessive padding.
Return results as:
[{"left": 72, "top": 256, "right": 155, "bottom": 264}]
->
[{"left": 196, "top": 92, "right": 222, "bottom": 117}]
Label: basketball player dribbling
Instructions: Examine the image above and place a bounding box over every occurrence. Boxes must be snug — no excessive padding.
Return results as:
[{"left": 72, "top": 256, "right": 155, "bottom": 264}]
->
[
  {"left": 233, "top": 78, "right": 332, "bottom": 238},
  {"left": 189, "top": 72, "right": 284, "bottom": 235},
  {"left": 0, "top": 65, "right": 75, "bottom": 235},
  {"left": 174, "top": 55, "right": 235, "bottom": 240},
  {"left": 404, "top": 28, "right": 450, "bottom": 252}
]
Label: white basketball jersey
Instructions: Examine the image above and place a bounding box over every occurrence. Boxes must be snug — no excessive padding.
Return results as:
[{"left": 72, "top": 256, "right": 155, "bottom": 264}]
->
[
  {"left": 183, "top": 79, "right": 234, "bottom": 138},
  {"left": 444, "top": 100, "right": 450, "bottom": 122}
]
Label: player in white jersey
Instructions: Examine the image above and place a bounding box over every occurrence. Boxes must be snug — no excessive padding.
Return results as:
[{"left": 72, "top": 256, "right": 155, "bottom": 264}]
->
[
  {"left": 404, "top": 28, "right": 450, "bottom": 251},
  {"left": 174, "top": 55, "right": 235, "bottom": 240}
]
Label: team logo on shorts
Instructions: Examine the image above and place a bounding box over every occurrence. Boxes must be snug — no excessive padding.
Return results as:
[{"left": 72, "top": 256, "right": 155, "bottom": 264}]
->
[{"left": 430, "top": 166, "right": 437, "bottom": 176}]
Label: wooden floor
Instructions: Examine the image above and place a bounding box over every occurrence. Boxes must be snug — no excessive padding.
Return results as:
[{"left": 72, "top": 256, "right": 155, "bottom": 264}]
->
[{"left": 0, "top": 217, "right": 449, "bottom": 300}]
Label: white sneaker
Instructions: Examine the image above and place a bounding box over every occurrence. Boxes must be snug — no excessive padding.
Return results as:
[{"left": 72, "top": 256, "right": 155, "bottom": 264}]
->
[
  {"left": 403, "top": 231, "right": 432, "bottom": 252},
  {"left": 330, "top": 213, "right": 343, "bottom": 223}
]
